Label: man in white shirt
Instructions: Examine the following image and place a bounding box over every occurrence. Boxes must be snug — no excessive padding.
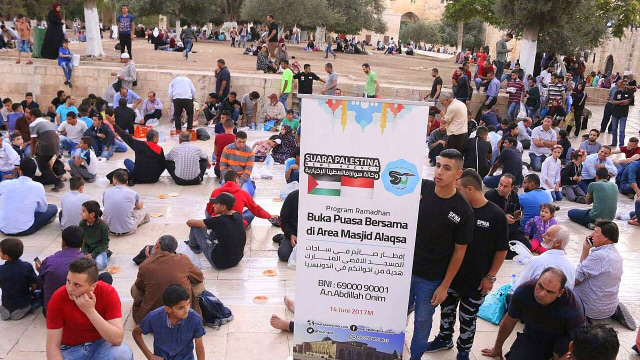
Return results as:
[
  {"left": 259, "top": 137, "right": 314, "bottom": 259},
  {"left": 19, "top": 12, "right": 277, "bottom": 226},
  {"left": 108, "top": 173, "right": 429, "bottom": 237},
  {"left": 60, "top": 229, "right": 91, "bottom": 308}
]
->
[
  {"left": 515, "top": 225, "right": 575, "bottom": 290},
  {"left": 439, "top": 92, "right": 469, "bottom": 153},
  {"left": 141, "top": 91, "right": 163, "bottom": 123},
  {"left": 0, "top": 158, "right": 58, "bottom": 235},
  {"left": 58, "top": 112, "right": 88, "bottom": 155},
  {"left": 579, "top": 146, "right": 617, "bottom": 193},
  {"left": 0, "top": 137, "right": 20, "bottom": 181},
  {"left": 168, "top": 75, "right": 196, "bottom": 132},
  {"left": 529, "top": 116, "right": 557, "bottom": 171}
]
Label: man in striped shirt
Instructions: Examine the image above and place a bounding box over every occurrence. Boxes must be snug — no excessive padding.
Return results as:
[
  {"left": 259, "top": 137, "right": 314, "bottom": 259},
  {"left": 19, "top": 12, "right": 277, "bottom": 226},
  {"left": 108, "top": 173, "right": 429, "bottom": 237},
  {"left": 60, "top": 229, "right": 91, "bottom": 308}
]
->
[
  {"left": 506, "top": 71, "right": 525, "bottom": 122},
  {"left": 547, "top": 73, "right": 566, "bottom": 108},
  {"left": 220, "top": 131, "right": 256, "bottom": 196}
]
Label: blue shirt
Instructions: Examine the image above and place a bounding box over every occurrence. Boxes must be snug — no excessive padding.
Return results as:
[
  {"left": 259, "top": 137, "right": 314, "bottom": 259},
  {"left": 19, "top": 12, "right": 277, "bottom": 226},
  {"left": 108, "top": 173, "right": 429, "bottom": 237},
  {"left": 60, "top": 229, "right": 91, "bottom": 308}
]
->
[
  {"left": 518, "top": 189, "right": 553, "bottom": 232},
  {"left": 480, "top": 112, "right": 498, "bottom": 126},
  {"left": 58, "top": 47, "right": 71, "bottom": 66},
  {"left": 79, "top": 116, "right": 93, "bottom": 128},
  {"left": 285, "top": 158, "right": 296, "bottom": 173},
  {"left": 620, "top": 161, "right": 640, "bottom": 185},
  {"left": 216, "top": 67, "right": 231, "bottom": 99},
  {"left": 0, "top": 259, "right": 37, "bottom": 311},
  {"left": 0, "top": 176, "right": 48, "bottom": 234},
  {"left": 117, "top": 14, "right": 134, "bottom": 34},
  {"left": 56, "top": 104, "right": 79, "bottom": 122},
  {"left": 139, "top": 307, "right": 205, "bottom": 360},
  {"left": 113, "top": 90, "right": 140, "bottom": 106},
  {"left": 581, "top": 153, "right": 617, "bottom": 180},
  {"left": 487, "top": 78, "right": 501, "bottom": 101},
  {"left": 7, "top": 113, "right": 23, "bottom": 132}
]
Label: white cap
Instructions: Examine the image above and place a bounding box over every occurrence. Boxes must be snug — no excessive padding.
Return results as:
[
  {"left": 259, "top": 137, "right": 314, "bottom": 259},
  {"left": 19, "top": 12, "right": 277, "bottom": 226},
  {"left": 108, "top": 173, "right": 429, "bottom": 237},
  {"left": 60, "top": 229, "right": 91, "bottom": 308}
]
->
[
  {"left": 120, "top": 53, "right": 130, "bottom": 59},
  {"left": 275, "top": 139, "right": 282, "bottom": 145}
]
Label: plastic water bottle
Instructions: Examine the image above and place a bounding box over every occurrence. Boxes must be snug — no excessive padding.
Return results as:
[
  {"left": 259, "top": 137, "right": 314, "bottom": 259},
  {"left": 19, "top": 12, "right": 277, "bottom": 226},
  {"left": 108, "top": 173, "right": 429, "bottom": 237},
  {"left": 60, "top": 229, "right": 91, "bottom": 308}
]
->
[
  {"left": 265, "top": 154, "right": 273, "bottom": 166},
  {"left": 158, "top": 130, "right": 165, "bottom": 143},
  {"left": 211, "top": 152, "right": 217, "bottom": 164},
  {"left": 251, "top": 123, "right": 256, "bottom": 130},
  {"left": 507, "top": 274, "right": 517, "bottom": 295},
  {"left": 258, "top": 123, "right": 264, "bottom": 131}
]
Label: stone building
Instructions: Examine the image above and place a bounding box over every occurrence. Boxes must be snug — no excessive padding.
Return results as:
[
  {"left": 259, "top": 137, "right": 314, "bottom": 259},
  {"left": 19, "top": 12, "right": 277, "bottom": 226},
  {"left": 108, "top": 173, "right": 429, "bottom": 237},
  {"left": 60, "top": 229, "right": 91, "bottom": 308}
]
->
[{"left": 294, "top": 337, "right": 400, "bottom": 360}]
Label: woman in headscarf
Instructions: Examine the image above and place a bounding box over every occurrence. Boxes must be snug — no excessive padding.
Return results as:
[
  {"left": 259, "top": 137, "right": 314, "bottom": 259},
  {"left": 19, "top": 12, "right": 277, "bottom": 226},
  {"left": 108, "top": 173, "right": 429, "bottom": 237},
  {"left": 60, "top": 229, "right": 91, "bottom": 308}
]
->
[
  {"left": 41, "top": 2, "right": 65, "bottom": 59},
  {"left": 272, "top": 125, "right": 297, "bottom": 163}
]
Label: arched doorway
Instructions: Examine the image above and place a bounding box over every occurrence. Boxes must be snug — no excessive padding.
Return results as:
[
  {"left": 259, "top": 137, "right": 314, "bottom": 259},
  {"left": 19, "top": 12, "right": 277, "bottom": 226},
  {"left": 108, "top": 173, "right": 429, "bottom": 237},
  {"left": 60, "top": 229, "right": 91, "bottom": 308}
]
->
[
  {"left": 399, "top": 12, "right": 419, "bottom": 43},
  {"left": 605, "top": 55, "right": 614, "bottom": 75}
]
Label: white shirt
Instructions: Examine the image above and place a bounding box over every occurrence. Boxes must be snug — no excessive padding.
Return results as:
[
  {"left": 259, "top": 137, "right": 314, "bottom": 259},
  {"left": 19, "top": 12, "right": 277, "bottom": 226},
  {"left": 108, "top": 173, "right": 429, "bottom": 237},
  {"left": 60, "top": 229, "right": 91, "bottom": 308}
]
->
[
  {"left": 0, "top": 142, "right": 20, "bottom": 173},
  {"left": 442, "top": 99, "right": 468, "bottom": 136},
  {"left": 58, "top": 121, "right": 88, "bottom": 144},
  {"left": 60, "top": 191, "right": 90, "bottom": 230},
  {"left": 0, "top": 176, "right": 49, "bottom": 234},
  {"left": 530, "top": 126, "right": 557, "bottom": 156},
  {"left": 581, "top": 153, "right": 617, "bottom": 180},
  {"left": 515, "top": 249, "right": 576, "bottom": 290},
  {"left": 168, "top": 76, "right": 196, "bottom": 100},
  {"left": 540, "top": 156, "right": 562, "bottom": 190},
  {"left": 574, "top": 244, "right": 623, "bottom": 319}
]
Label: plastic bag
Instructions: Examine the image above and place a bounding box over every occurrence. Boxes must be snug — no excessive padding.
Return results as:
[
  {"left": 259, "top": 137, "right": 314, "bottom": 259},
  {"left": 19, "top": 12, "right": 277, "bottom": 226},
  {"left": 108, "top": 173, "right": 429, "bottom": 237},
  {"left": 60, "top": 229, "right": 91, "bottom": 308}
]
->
[
  {"left": 177, "top": 241, "right": 203, "bottom": 269},
  {"left": 288, "top": 246, "right": 297, "bottom": 269},
  {"left": 477, "top": 284, "right": 511, "bottom": 324},
  {"left": 509, "top": 240, "right": 533, "bottom": 265},
  {"left": 517, "top": 103, "right": 527, "bottom": 119},
  {"left": 72, "top": 54, "right": 80, "bottom": 67},
  {"left": 280, "top": 181, "right": 299, "bottom": 200}
]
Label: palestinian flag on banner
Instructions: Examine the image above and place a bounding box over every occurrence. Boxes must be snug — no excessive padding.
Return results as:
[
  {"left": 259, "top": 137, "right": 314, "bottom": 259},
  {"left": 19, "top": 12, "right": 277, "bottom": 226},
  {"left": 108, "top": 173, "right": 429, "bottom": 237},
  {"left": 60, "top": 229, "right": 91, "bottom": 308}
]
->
[
  {"left": 340, "top": 176, "right": 374, "bottom": 199},
  {"left": 308, "top": 174, "right": 341, "bottom": 196}
]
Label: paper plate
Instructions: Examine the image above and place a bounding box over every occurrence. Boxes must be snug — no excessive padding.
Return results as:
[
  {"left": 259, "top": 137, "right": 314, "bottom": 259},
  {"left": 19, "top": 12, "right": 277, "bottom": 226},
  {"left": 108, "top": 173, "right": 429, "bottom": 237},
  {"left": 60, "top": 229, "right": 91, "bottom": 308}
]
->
[
  {"left": 253, "top": 295, "right": 269, "bottom": 304},
  {"left": 151, "top": 213, "right": 163, "bottom": 218},
  {"left": 169, "top": 192, "right": 180, "bottom": 197},
  {"left": 263, "top": 269, "right": 277, "bottom": 276},
  {"left": 158, "top": 194, "right": 168, "bottom": 199},
  {"left": 107, "top": 266, "right": 121, "bottom": 274}
]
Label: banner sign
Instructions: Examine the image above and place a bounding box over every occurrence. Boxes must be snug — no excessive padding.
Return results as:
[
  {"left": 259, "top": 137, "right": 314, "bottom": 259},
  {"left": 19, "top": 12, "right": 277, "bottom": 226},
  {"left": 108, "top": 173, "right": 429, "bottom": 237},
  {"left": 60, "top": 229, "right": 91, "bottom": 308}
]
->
[{"left": 293, "top": 95, "right": 430, "bottom": 360}]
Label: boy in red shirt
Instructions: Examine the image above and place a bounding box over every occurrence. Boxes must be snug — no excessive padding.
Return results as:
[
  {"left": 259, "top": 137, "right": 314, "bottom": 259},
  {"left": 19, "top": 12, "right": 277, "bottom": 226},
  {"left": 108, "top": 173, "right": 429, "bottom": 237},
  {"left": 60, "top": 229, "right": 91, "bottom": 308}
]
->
[
  {"left": 213, "top": 118, "right": 236, "bottom": 178},
  {"left": 45, "top": 258, "right": 132, "bottom": 359}
]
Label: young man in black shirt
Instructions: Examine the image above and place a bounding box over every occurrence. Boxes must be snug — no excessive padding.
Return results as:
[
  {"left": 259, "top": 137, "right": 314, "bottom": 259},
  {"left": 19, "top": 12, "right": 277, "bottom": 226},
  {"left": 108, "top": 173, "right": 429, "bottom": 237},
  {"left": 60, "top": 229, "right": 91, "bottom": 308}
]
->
[
  {"left": 462, "top": 126, "right": 492, "bottom": 178},
  {"left": 409, "top": 149, "right": 473, "bottom": 360},
  {"left": 426, "top": 169, "right": 508, "bottom": 360},
  {"left": 293, "top": 64, "right": 325, "bottom": 95},
  {"left": 426, "top": 68, "right": 443, "bottom": 103},
  {"left": 266, "top": 14, "right": 279, "bottom": 57},
  {"left": 186, "top": 192, "right": 246, "bottom": 269},
  {"left": 610, "top": 80, "right": 634, "bottom": 147},
  {"left": 485, "top": 173, "right": 529, "bottom": 259},
  {"left": 484, "top": 137, "right": 523, "bottom": 188},
  {"left": 217, "top": 92, "right": 242, "bottom": 123}
]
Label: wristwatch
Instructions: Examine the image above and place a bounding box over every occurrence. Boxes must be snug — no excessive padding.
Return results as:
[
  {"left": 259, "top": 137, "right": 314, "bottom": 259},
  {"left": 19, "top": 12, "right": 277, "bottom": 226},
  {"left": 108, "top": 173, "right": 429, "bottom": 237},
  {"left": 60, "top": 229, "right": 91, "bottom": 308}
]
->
[{"left": 485, "top": 275, "right": 497, "bottom": 283}]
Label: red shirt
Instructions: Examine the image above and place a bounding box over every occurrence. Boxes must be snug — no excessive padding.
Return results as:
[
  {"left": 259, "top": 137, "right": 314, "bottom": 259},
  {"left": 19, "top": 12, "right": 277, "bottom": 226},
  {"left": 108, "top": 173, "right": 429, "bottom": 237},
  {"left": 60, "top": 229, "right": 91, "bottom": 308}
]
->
[
  {"left": 476, "top": 52, "right": 487, "bottom": 66},
  {"left": 427, "top": 119, "right": 441, "bottom": 135},
  {"left": 206, "top": 181, "right": 271, "bottom": 225},
  {"left": 477, "top": 64, "right": 495, "bottom": 79},
  {"left": 452, "top": 70, "right": 472, "bottom": 84},
  {"left": 214, "top": 133, "right": 236, "bottom": 167},
  {"left": 46, "top": 281, "right": 122, "bottom": 346},
  {"left": 620, "top": 145, "right": 640, "bottom": 158}
]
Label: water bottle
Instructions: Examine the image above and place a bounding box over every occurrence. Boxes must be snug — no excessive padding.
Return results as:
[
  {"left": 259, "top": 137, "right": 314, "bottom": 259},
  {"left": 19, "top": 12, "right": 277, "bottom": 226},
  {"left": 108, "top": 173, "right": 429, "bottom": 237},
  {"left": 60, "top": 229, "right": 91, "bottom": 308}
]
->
[
  {"left": 251, "top": 122, "right": 256, "bottom": 130},
  {"left": 211, "top": 152, "right": 217, "bottom": 164},
  {"left": 507, "top": 274, "right": 517, "bottom": 295},
  {"left": 158, "top": 130, "right": 165, "bottom": 143},
  {"left": 265, "top": 154, "right": 273, "bottom": 166}
]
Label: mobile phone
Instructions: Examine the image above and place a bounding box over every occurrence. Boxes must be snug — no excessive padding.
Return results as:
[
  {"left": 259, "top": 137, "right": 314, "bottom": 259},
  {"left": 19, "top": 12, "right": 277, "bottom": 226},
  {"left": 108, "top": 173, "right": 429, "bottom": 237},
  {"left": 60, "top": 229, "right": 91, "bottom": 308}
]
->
[
  {"left": 586, "top": 236, "right": 594, "bottom": 247},
  {"left": 513, "top": 210, "right": 523, "bottom": 220},
  {"left": 34, "top": 257, "right": 41, "bottom": 264}
]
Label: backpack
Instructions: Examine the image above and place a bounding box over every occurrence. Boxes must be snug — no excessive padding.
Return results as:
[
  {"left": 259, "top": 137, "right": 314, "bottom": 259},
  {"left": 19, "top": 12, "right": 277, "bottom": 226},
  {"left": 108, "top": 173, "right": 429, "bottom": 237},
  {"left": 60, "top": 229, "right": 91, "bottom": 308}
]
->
[{"left": 198, "top": 290, "right": 233, "bottom": 328}]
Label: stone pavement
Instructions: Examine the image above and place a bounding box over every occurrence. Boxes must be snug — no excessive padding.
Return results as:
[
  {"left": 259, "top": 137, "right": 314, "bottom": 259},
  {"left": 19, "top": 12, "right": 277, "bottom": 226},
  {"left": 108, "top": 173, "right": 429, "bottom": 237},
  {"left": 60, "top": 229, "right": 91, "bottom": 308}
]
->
[{"left": 0, "top": 104, "right": 639, "bottom": 360}]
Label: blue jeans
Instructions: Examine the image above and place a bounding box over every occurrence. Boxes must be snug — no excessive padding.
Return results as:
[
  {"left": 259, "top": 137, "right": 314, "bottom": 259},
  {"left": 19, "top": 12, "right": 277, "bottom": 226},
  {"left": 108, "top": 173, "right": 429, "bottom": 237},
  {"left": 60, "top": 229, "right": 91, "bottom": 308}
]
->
[
  {"left": 279, "top": 93, "right": 290, "bottom": 111},
  {"left": 483, "top": 175, "right": 501, "bottom": 189},
  {"left": 9, "top": 204, "right": 58, "bottom": 236},
  {"left": 287, "top": 169, "right": 299, "bottom": 183},
  {"left": 507, "top": 102, "right": 519, "bottom": 123},
  {"left": 566, "top": 147, "right": 574, "bottom": 162},
  {"left": 243, "top": 209, "right": 255, "bottom": 227},
  {"left": 0, "top": 170, "right": 14, "bottom": 181},
  {"left": 241, "top": 179, "right": 255, "bottom": 197},
  {"left": 325, "top": 45, "right": 336, "bottom": 58},
  {"left": 474, "top": 78, "right": 484, "bottom": 91},
  {"left": 568, "top": 209, "right": 594, "bottom": 228},
  {"left": 611, "top": 115, "right": 627, "bottom": 146},
  {"left": 113, "top": 139, "right": 128, "bottom": 152},
  {"left": 550, "top": 190, "right": 563, "bottom": 201},
  {"left": 60, "top": 136, "right": 78, "bottom": 154},
  {"left": 496, "top": 61, "right": 505, "bottom": 80},
  {"left": 619, "top": 183, "right": 635, "bottom": 195},
  {"left": 526, "top": 106, "right": 538, "bottom": 118},
  {"left": 578, "top": 179, "right": 594, "bottom": 194},
  {"left": 60, "top": 62, "right": 73, "bottom": 81},
  {"left": 100, "top": 145, "right": 113, "bottom": 159},
  {"left": 231, "top": 107, "right": 241, "bottom": 122},
  {"left": 23, "top": 144, "right": 32, "bottom": 158},
  {"left": 184, "top": 38, "right": 193, "bottom": 59},
  {"left": 124, "top": 159, "right": 135, "bottom": 174},
  {"left": 408, "top": 275, "right": 442, "bottom": 359},
  {"left": 60, "top": 338, "right": 133, "bottom": 360},
  {"left": 529, "top": 153, "right": 546, "bottom": 172},
  {"left": 94, "top": 252, "right": 108, "bottom": 270}
]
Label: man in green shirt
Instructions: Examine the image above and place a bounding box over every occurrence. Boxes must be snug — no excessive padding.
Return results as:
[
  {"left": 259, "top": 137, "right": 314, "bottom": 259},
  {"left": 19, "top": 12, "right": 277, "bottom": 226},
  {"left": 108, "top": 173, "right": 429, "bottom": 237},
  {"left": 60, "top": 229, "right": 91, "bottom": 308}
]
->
[
  {"left": 362, "top": 63, "right": 379, "bottom": 98},
  {"left": 568, "top": 168, "right": 618, "bottom": 229},
  {"left": 280, "top": 60, "right": 294, "bottom": 111}
]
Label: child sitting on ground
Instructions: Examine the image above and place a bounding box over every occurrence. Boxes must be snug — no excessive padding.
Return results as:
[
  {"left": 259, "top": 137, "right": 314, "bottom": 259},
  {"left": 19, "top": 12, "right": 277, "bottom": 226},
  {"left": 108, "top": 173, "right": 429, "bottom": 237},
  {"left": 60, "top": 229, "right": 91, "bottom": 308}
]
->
[
  {"left": 67, "top": 136, "right": 97, "bottom": 183},
  {"left": 133, "top": 284, "right": 205, "bottom": 360},
  {"left": 557, "top": 129, "right": 572, "bottom": 164},
  {"left": 79, "top": 201, "right": 111, "bottom": 271},
  {"left": 561, "top": 149, "right": 587, "bottom": 203},
  {"left": 60, "top": 177, "right": 89, "bottom": 229},
  {"left": 540, "top": 145, "right": 563, "bottom": 201},
  {"left": 280, "top": 109, "right": 299, "bottom": 133},
  {"left": 0, "top": 238, "right": 37, "bottom": 320},
  {"left": 524, "top": 203, "right": 559, "bottom": 254},
  {"left": 10, "top": 133, "right": 24, "bottom": 158},
  {"left": 252, "top": 135, "right": 280, "bottom": 162}
]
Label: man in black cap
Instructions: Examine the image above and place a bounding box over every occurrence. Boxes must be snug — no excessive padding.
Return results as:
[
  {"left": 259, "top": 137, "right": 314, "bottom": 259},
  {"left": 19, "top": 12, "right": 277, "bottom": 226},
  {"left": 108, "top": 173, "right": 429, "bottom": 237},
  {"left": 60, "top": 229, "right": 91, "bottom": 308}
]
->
[{"left": 185, "top": 192, "right": 246, "bottom": 269}]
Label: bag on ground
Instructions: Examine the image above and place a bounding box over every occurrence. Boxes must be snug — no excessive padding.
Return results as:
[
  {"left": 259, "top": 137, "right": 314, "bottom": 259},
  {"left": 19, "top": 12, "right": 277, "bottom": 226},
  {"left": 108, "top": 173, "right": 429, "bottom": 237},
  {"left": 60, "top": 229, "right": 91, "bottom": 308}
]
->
[
  {"left": 198, "top": 290, "right": 233, "bottom": 329},
  {"left": 477, "top": 284, "right": 511, "bottom": 325}
]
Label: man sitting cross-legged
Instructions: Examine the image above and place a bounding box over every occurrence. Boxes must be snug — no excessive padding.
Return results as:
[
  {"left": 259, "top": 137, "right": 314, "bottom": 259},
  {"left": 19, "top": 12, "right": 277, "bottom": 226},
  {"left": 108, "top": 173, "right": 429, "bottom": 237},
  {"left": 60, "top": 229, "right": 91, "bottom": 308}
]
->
[
  {"left": 103, "top": 169, "right": 149, "bottom": 236},
  {"left": 186, "top": 192, "right": 246, "bottom": 269},
  {"left": 45, "top": 258, "right": 133, "bottom": 360},
  {"left": 220, "top": 131, "right": 255, "bottom": 196},
  {"left": 113, "top": 123, "right": 165, "bottom": 186},
  {"left": 166, "top": 131, "right": 210, "bottom": 185}
]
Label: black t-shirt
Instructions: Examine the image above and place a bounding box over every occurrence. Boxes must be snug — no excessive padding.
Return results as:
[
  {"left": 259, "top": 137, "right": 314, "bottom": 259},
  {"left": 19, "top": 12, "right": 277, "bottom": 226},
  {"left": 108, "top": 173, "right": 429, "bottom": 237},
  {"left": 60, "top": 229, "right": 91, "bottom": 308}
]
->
[
  {"left": 463, "top": 137, "right": 492, "bottom": 177},
  {"left": 496, "top": 147, "right": 523, "bottom": 184},
  {"left": 413, "top": 180, "right": 474, "bottom": 281},
  {"left": 451, "top": 201, "right": 508, "bottom": 292},
  {"left": 114, "top": 106, "right": 137, "bottom": 134},
  {"left": 268, "top": 22, "right": 278, "bottom": 43},
  {"left": 485, "top": 188, "right": 522, "bottom": 232},
  {"left": 612, "top": 90, "right": 633, "bottom": 118},
  {"left": 51, "top": 97, "right": 64, "bottom": 109},
  {"left": 204, "top": 212, "right": 246, "bottom": 269},
  {"left": 430, "top": 76, "right": 443, "bottom": 99},
  {"left": 293, "top": 72, "right": 320, "bottom": 94},
  {"left": 221, "top": 98, "right": 242, "bottom": 116}
]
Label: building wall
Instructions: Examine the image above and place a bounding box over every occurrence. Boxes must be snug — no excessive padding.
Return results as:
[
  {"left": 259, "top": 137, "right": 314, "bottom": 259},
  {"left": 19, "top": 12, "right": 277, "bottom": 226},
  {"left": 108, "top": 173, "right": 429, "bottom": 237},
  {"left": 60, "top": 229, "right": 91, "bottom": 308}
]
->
[{"left": 590, "top": 29, "right": 640, "bottom": 76}]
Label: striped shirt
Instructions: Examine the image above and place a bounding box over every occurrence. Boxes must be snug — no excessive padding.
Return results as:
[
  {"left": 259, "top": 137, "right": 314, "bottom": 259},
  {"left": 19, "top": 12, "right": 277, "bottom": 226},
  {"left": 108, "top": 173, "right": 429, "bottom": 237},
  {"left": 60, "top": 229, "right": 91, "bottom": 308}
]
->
[
  {"left": 220, "top": 143, "right": 255, "bottom": 185},
  {"left": 506, "top": 79, "right": 525, "bottom": 104},
  {"left": 547, "top": 83, "right": 565, "bottom": 102},
  {"left": 165, "top": 142, "right": 208, "bottom": 180}
]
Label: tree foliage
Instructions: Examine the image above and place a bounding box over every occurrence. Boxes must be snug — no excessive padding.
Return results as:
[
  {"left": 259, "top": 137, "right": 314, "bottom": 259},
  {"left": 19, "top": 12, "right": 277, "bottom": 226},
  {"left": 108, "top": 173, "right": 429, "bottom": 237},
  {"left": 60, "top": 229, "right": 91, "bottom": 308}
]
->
[
  {"left": 399, "top": 20, "right": 439, "bottom": 44},
  {"left": 594, "top": 0, "right": 640, "bottom": 38},
  {"left": 128, "top": 0, "right": 221, "bottom": 25},
  {"left": 326, "top": 0, "right": 387, "bottom": 34},
  {"left": 439, "top": 18, "right": 484, "bottom": 50}
]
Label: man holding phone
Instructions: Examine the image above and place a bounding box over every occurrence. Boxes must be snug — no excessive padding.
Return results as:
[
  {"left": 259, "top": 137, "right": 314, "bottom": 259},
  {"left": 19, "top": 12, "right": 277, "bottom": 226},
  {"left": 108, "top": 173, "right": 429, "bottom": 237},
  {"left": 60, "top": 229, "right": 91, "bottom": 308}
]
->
[{"left": 485, "top": 174, "right": 530, "bottom": 259}]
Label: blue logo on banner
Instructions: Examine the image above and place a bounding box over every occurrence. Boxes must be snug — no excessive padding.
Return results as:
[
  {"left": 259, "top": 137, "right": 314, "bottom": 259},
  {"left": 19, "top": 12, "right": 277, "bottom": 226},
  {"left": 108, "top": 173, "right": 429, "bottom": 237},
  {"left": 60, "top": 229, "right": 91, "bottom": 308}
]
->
[{"left": 382, "top": 159, "right": 419, "bottom": 196}]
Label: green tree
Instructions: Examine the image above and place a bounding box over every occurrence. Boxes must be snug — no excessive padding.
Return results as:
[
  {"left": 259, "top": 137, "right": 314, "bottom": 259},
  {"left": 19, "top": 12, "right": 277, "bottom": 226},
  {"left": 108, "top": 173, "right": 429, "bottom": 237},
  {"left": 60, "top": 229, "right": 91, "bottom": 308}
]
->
[
  {"left": 439, "top": 18, "right": 484, "bottom": 50},
  {"left": 240, "top": 0, "right": 338, "bottom": 29},
  {"left": 128, "top": 0, "right": 220, "bottom": 27},
  {"left": 215, "top": 0, "right": 243, "bottom": 22},
  {"left": 325, "top": 0, "right": 387, "bottom": 34},
  {"left": 399, "top": 20, "right": 439, "bottom": 44}
]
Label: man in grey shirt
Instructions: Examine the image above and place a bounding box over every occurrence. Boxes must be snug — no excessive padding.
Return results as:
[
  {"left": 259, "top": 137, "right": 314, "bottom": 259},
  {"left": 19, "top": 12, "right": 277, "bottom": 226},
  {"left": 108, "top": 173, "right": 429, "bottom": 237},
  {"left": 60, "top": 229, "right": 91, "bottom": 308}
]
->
[
  {"left": 181, "top": 23, "right": 197, "bottom": 60},
  {"left": 241, "top": 91, "right": 260, "bottom": 127},
  {"left": 428, "top": 124, "right": 449, "bottom": 166},
  {"left": 27, "top": 108, "right": 65, "bottom": 191},
  {"left": 495, "top": 33, "right": 513, "bottom": 81},
  {"left": 103, "top": 169, "right": 149, "bottom": 235},
  {"left": 322, "top": 63, "right": 338, "bottom": 95},
  {"left": 517, "top": 117, "right": 533, "bottom": 149}
]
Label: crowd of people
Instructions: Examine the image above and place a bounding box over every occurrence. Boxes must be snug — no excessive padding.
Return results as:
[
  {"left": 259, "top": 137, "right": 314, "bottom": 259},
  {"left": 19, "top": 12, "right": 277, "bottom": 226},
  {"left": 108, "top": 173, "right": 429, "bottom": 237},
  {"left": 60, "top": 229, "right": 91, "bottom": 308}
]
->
[{"left": 0, "top": 10, "right": 639, "bottom": 360}]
